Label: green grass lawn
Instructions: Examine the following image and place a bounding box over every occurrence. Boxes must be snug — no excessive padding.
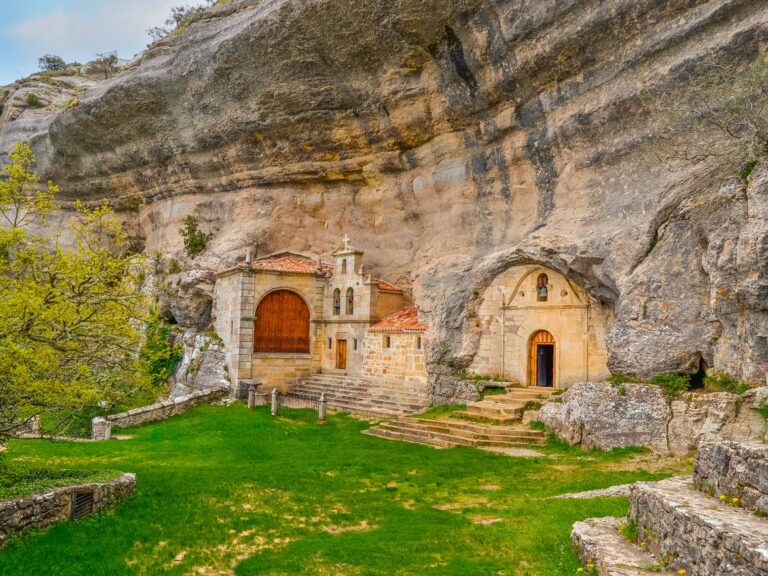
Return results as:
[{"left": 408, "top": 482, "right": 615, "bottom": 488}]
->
[{"left": 0, "top": 405, "right": 689, "bottom": 575}]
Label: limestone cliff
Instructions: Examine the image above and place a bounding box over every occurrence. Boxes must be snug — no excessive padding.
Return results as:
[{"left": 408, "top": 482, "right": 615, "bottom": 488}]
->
[{"left": 1, "top": 0, "right": 767, "bottom": 391}]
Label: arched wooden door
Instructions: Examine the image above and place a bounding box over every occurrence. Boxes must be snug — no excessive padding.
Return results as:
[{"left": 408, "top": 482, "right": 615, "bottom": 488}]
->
[
  {"left": 253, "top": 291, "right": 310, "bottom": 353},
  {"left": 528, "top": 330, "right": 555, "bottom": 387}
]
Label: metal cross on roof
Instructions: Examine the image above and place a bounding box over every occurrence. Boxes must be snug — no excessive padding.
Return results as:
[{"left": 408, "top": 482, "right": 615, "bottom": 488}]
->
[{"left": 342, "top": 234, "right": 351, "bottom": 251}]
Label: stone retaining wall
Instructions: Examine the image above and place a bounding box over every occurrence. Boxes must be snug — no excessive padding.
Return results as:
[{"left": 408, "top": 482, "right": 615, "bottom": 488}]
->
[
  {"left": 539, "top": 382, "right": 768, "bottom": 454},
  {"left": 694, "top": 441, "right": 768, "bottom": 515},
  {"left": 0, "top": 473, "right": 135, "bottom": 547},
  {"left": 92, "top": 385, "right": 229, "bottom": 440}
]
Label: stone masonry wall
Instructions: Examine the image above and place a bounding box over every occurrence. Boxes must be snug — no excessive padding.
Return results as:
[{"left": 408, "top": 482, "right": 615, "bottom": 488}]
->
[
  {"left": 694, "top": 441, "right": 768, "bottom": 515},
  {"left": 539, "top": 382, "right": 768, "bottom": 455},
  {"left": 362, "top": 331, "right": 428, "bottom": 393},
  {"left": 92, "top": 386, "right": 229, "bottom": 440},
  {"left": 0, "top": 473, "right": 135, "bottom": 547}
]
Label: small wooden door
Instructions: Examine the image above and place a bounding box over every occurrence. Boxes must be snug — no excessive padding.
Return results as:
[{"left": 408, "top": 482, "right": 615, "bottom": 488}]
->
[
  {"left": 336, "top": 339, "right": 348, "bottom": 370},
  {"left": 529, "top": 330, "right": 555, "bottom": 387}
]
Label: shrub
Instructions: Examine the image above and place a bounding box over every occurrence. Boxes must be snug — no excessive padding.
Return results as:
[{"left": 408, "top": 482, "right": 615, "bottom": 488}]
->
[
  {"left": 650, "top": 373, "right": 691, "bottom": 397},
  {"left": 180, "top": 215, "right": 209, "bottom": 258},
  {"left": 25, "top": 94, "right": 44, "bottom": 108},
  {"left": 140, "top": 311, "right": 183, "bottom": 389},
  {"left": 741, "top": 160, "right": 759, "bottom": 181},
  {"left": 529, "top": 420, "right": 546, "bottom": 431},
  {"left": 704, "top": 372, "right": 751, "bottom": 394}
]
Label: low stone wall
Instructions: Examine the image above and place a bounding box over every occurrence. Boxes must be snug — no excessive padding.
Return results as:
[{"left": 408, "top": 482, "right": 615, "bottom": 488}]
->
[
  {"left": 0, "top": 473, "right": 135, "bottom": 547},
  {"left": 92, "top": 385, "right": 229, "bottom": 440},
  {"left": 539, "top": 382, "right": 768, "bottom": 454},
  {"left": 694, "top": 441, "right": 768, "bottom": 515}
]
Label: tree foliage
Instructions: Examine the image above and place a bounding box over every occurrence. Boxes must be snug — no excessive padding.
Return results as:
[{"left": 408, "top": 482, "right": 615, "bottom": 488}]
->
[
  {"left": 37, "top": 54, "right": 66, "bottom": 72},
  {"left": 180, "top": 215, "right": 209, "bottom": 258},
  {"left": 148, "top": 1, "right": 217, "bottom": 41},
  {"left": 0, "top": 143, "right": 154, "bottom": 440},
  {"left": 91, "top": 52, "right": 119, "bottom": 80}
]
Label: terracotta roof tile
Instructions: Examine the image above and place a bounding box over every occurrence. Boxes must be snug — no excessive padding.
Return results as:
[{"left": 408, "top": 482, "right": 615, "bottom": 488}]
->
[
  {"left": 369, "top": 307, "right": 427, "bottom": 333},
  {"left": 249, "top": 252, "right": 332, "bottom": 275},
  {"left": 374, "top": 278, "right": 403, "bottom": 293}
]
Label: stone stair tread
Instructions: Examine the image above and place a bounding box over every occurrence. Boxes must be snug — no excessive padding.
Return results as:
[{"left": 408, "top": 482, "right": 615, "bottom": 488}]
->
[
  {"left": 632, "top": 476, "right": 768, "bottom": 575},
  {"left": 384, "top": 419, "right": 545, "bottom": 439},
  {"left": 571, "top": 516, "right": 676, "bottom": 576},
  {"left": 453, "top": 411, "right": 521, "bottom": 424},
  {"left": 377, "top": 422, "right": 544, "bottom": 445},
  {"left": 361, "top": 428, "right": 454, "bottom": 448}
]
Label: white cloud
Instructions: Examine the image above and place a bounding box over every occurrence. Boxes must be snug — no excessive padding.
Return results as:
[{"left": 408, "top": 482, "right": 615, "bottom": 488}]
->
[{"left": 9, "top": 0, "right": 185, "bottom": 63}]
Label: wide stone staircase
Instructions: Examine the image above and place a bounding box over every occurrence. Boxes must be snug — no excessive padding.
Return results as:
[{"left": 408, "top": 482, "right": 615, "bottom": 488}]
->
[
  {"left": 456, "top": 386, "right": 555, "bottom": 423},
  {"left": 290, "top": 374, "right": 429, "bottom": 417},
  {"left": 572, "top": 440, "right": 768, "bottom": 575},
  {"left": 362, "top": 386, "right": 552, "bottom": 449},
  {"left": 362, "top": 417, "right": 546, "bottom": 448}
]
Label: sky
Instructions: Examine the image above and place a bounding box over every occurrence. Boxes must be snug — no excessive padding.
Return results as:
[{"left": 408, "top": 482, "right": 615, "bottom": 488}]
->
[{"left": 0, "top": 0, "right": 185, "bottom": 85}]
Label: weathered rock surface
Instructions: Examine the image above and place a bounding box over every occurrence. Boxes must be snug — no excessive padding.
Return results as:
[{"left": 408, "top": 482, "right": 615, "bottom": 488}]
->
[
  {"left": 172, "top": 329, "right": 230, "bottom": 397},
  {"left": 1, "top": 1, "right": 767, "bottom": 393},
  {"left": 539, "top": 382, "right": 768, "bottom": 454},
  {"left": 695, "top": 441, "right": 768, "bottom": 515}
]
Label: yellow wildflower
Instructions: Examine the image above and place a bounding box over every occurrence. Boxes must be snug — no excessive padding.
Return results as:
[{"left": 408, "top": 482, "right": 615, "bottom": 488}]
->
[
  {"left": 720, "top": 495, "right": 727, "bottom": 501},
  {"left": 732, "top": 497, "right": 740, "bottom": 504},
  {"left": 577, "top": 569, "right": 584, "bottom": 574},
  {"left": 678, "top": 570, "right": 686, "bottom": 575}
]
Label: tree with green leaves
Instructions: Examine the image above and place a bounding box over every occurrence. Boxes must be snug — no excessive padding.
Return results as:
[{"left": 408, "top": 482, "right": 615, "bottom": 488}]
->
[
  {"left": 37, "top": 54, "right": 66, "bottom": 72},
  {"left": 0, "top": 143, "right": 159, "bottom": 440},
  {"left": 91, "top": 52, "right": 119, "bottom": 80}
]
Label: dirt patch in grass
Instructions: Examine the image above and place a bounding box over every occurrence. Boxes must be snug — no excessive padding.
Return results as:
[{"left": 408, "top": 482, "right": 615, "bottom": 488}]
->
[{"left": 603, "top": 452, "right": 692, "bottom": 474}]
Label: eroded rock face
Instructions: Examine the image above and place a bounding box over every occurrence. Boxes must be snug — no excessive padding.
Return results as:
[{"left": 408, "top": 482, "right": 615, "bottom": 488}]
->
[
  {"left": 1, "top": 0, "right": 767, "bottom": 390},
  {"left": 539, "top": 382, "right": 768, "bottom": 455}
]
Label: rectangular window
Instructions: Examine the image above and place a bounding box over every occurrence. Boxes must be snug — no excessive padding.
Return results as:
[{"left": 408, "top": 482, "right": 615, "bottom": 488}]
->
[
  {"left": 353, "top": 338, "right": 358, "bottom": 351},
  {"left": 416, "top": 336, "right": 422, "bottom": 350},
  {"left": 327, "top": 338, "right": 332, "bottom": 350},
  {"left": 384, "top": 335, "right": 391, "bottom": 349}
]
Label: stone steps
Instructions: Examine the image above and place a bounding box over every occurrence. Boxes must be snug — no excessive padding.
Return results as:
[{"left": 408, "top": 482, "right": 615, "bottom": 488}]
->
[
  {"left": 630, "top": 476, "right": 768, "bottom": 576},
  {"left": 294, "top": 383, "right": 428, "bottom": 405},
  {"left": 290, "top": 374, "right": 429, "bottom": 417},
  {"left": 363, "top": 417, "right": 547, "bottom": 449},
  {"left": 571, "top": 517, "right": 676, "bottom": 576},
  {"left": 455, "top": 387, "right": 555, "bottom": 423}
]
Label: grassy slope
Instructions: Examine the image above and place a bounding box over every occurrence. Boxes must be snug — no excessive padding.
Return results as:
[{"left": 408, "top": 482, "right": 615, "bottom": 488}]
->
[{"left": 0, "top": 405, "right": 689, "bottom": 575}]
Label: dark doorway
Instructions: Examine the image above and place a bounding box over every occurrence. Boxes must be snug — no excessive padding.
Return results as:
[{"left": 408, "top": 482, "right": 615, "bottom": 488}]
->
[{"left": 536, "top": 344, "right": 554, "bottom": 387}]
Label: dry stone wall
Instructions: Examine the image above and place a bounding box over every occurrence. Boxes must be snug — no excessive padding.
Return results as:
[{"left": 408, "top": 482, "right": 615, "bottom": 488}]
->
[
  {"left": 92, "top": 386, "right": 229, "bottom": 440},
  {"left": 539, "top": 382, "right": 768, "bottom": 454},
  {"left": 0, "top": 473, "right": 135, "bottom": 547},
  {"left": 695, "top": 441, "right": 768, "bottom": 515}
]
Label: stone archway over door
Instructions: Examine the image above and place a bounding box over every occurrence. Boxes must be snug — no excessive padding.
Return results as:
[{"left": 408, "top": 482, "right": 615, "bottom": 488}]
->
[{"left": 529, "top": 331, "right": 555, "bottom": 387}]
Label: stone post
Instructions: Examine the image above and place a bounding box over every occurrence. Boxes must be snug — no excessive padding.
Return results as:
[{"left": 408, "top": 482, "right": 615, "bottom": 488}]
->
[
  {"left": 91, "top": 417, "right": 112, "bottom": 441},
  {"left": 319, "top": 393, "right": 327, "bottom": 423},
  {"left": 247, "top": 384, "right": 256, "bottom": 410},
  {"left": 271, "top": 388, "right": 279, "bottom": 417}
]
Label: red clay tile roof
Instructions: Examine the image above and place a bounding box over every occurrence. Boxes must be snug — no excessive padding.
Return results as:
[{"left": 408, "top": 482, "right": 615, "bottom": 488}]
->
[
  {"left": 217, "top": 252, "right": 404, "bottom": 293},
  {"left": 369, "top": 307, "right": 427, "bottom": 333},
  {"left": 249, "top": 252, "right": 333, "bottom": 275},
  {"left": 374, "top": 278, "right": 403, "bottom": 293}
]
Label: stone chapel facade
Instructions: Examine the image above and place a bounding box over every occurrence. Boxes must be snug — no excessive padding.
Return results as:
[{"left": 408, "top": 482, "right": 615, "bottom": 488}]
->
[
  {"left": 213, "top": 238, "right": 429, "bottom": 394},
  {"left": 468, "top": 264, "right": 610, "bottom": 387}
]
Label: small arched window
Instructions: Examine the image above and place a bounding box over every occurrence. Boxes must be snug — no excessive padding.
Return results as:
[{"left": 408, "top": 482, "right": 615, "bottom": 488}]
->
[
  {"left": 346, "top": 287, "right": 354, "bottom": 315},
  {"left": 537, "top": 273, "right": 549, "bottom": 302},
  {"left": 333, "top": 288, "right": 341, "bottom": 315},
  {"left": 341, "top": 259, "right": 347, "bottom": 275}
]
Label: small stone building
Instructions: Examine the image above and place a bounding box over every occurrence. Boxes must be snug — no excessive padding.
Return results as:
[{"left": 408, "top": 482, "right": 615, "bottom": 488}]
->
[
  {"left": 469, "top": 264, "right": 610, "bottom": 388},
  {"left": 213, "top": 238, "right": 428, "bottom": 394}
]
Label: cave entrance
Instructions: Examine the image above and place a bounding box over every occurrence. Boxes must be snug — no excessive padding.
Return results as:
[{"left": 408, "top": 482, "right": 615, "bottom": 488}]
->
[{"left": 529, "top": 330, "right": 555, "bottom": 388}]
